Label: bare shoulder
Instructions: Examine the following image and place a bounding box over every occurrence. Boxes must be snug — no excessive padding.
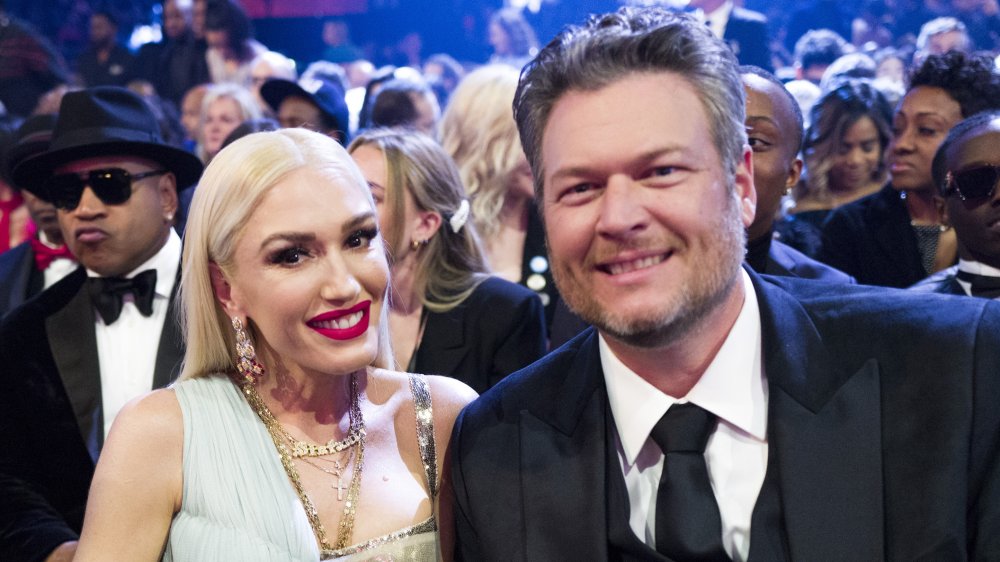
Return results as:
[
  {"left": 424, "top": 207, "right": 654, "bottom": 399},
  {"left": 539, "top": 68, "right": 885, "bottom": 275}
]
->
[
  {"left": 109, "top": 388, "right": 183, "bottom": 443},
  {"left": 423, "top": 375, "right": 477, "bottom": 423}
]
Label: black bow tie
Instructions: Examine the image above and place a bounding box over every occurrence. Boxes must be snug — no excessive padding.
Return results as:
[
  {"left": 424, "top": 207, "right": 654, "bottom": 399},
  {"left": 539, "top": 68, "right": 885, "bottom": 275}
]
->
[
  {"left": 956, "top": 269, "right": 1000, "bottom": 299},
  {"left": 87, "top": 269, "right": 158, "bottom": 324}
]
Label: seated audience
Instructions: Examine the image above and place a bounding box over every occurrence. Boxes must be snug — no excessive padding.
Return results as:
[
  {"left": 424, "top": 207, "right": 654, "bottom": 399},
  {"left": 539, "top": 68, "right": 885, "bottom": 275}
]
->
[
  {"left": 349, "top": 128, "right": 546, "bottom": 393},
  {"left": 741, "top": 66, "right": 855, "bottom": 282},
  {"left": 487, "top": 7, "right": 539, "bottom": 69},
  {"left": 72, "top": 127, "right": 475, "bottom": 561},
  {"left": 820, "top": 52, "right": 1000, "bottom": 287},
  {"left": 196, "top": 83, "right": 261, "bottom": 164},
  {"left": 912, "top": 110, "right": 1000, "bottom": 297},
  {"left": 780, "top": 80, "right": 893, "bottom": 256},
  {"left": 369, "top": 77, "right": 440, "bottom": 136},
  {"left": 260, "top": 75, "right": 350, "bottom": 144},
  {"left": 913, "top": 17, "right": 972, "bottom": 66},
  {"left": 75, "top": 10, "right": 135, "bottom": 88},
  {"left": 132, "top": 0, "right": 210, "bottom": 106},
  {"left": 247, "top": 50, "right": 297, "bottom": 118},
  {"left": 793, "top": 29, "right": 848, "bottom": 85},
  {"left": 440, "top": 64, "right": 560, "bottom": 327},
  {"left": 0, "top": 114, "right": 76, "bottom": 317},
  {"left": 203, "top": 0, "right": 267, "bottom": 86}
]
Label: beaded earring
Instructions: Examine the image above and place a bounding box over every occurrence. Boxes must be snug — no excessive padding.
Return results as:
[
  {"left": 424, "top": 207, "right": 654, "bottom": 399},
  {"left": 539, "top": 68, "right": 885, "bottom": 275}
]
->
[{"left": 232, "top": 316, "right": 265, "bottom": 384}]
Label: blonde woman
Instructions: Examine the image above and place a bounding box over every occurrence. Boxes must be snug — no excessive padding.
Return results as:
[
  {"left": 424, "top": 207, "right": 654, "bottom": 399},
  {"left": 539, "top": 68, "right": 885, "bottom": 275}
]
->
[
  {"left": 74, "top": 129, "right": 475, "bottom": 561},
  {"left": 439, "top": 64, "right": 558, "bottom": 326},
  {"left": 349, "top": 128, "right": 546, "bottom": 393},
  {"left": 196, "top": 83, "right": 261, "bottom": 163}
]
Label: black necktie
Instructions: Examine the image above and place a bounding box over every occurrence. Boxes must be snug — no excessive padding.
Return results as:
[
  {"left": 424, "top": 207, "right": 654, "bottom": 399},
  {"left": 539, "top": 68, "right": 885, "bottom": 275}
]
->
[
  {"left": 651, "top": 403, "right": 730, "bottom": 561},
  {"left": 956, "top": 270, "right": 1000, "bottom": 299},
  {"left": 87, "top": 269, "right": 157, "bottom": 324}
]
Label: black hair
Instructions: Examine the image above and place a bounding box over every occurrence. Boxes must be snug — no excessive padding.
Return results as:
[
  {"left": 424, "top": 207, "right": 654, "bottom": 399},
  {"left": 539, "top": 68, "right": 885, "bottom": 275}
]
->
[
  {"left": 204, "top": 0, "right": 255, "bottom": 62},
  {"left": 908, "top": 52, "right": 1000, "bottom": 119},
  {"left": 370, "top": 78, "right": 433, "bottom": 129},
  {"left": 931, "top": 110, "right": 1000, "bottom": 195},
  {"left": 220, "top": 117, "right": 279, "bottom": 150},
  {"left": 794, "top": 29, "right": 847, "bottom": 70}
]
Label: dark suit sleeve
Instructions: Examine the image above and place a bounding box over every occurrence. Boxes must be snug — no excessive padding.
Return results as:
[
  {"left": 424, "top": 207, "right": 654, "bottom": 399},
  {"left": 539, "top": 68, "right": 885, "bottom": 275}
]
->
[
  {"left": 969, "top": 301, "right": 1000, "bottom": 560},
  {"left": 484, "top": 286, "right": 547, "bottom": 390},
  {"left": 0, "top": 322, "right": 80, "bottom": 562},
  {"left": 450, "top": 408, "right": 486, "bottom": 562}
]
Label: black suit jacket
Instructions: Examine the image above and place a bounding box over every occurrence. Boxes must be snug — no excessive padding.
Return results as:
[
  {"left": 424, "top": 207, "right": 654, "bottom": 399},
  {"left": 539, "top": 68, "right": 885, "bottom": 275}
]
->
[
  {"left": 819, "top": 183, "right": 932, "bottom": 288},
  {"left": 413, "top": 276, "right": 546, "bottom": 395},
  {"left": 0, "top": 267, "right": 184, "bottom": 562},
  {"left": 0, "top": 241, "right": 42, "bottom": 319},
  {"left": 765, "top": 239, "right": 855, "bottom": 283},
  {"left": 452, "top": 270, "right": 1000, "bottom": 560},
  {"left": 724, "top": 7, "right": 772, "bottom": 71}
]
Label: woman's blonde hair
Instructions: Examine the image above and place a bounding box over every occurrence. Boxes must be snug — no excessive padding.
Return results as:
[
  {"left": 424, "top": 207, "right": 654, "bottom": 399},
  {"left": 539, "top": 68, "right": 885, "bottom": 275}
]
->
[
  {"left": 439, "top": 64, "right": 524, "bottom": 241},
  {"left": 348, "top": 128, "right": 489, "bottom": 314},
  {"left": 179, "top": 128, "right": 393, "bottom": 380}
]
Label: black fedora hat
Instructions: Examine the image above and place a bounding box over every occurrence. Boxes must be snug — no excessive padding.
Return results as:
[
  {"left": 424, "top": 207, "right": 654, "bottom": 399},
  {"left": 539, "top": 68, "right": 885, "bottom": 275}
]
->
[
  {"left": 261, "top": 77, "right": 350, "bottom": 143},
  {"left": 12, "top": 86, "right": 204, "bottom": 197}
]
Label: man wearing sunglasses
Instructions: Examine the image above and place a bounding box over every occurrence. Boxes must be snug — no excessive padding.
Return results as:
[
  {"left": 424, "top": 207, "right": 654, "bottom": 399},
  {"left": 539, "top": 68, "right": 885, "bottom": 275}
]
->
[
  {"left": 912, "top": 110, "right": 1000, "bottom": 299},
  {"left": 0, "top": 86, "right": 203, "bottom": 562}
]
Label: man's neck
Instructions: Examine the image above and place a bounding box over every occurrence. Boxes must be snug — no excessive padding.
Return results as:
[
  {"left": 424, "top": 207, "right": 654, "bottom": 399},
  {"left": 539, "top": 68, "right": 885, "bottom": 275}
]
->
[{"left": 601, "top": 273, "right": 747, "bottom": 398}]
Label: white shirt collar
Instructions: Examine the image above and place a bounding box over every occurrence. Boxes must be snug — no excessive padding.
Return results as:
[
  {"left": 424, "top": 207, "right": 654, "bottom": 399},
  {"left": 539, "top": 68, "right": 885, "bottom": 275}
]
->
[
  {"left": 958, "top": 258, "right": 1000, "bottom": 278},
  {"left": 86, "top": 228, "right": 181, "bottom": 299},
  {"left": 603, "top": 269, "right": 767, "bottom": 465}
]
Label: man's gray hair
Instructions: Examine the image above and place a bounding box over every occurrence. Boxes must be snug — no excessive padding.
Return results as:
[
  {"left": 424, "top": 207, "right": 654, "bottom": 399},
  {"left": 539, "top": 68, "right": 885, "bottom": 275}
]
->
[{"left": 513, "top": 6, "right": 747, "bottom": 201}]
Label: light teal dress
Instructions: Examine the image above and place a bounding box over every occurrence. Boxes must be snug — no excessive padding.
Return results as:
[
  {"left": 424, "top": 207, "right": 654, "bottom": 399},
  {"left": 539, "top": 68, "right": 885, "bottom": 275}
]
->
[{"left": 163, "top": 374, "right": 439, "bottom": 561}]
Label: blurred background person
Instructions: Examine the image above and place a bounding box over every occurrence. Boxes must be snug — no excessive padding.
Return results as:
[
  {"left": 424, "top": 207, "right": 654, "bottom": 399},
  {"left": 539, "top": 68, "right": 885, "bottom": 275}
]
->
[
  {"left": 260, "top": 73, "right": 350, "bottom": 144},
  {"left": 439, "top": 64, "right": 559, "bottom": 328},
  {"left": 349, "top": 128, "right": 545, "bottom": 393},
  {"left": 203, "top": 0, "right": 266, "bottom": 86},
  {"left": 197, "top": 82, "right": 260, "bottom": 163},
  {"left": 486, "top": 7, "right": 538, "bottom": 69},
  {"left": 781, "top": 80, "right": 893, "bottom": 257},
  {"left": 132, "top": 0, "right": 209, "bottom": 107},
  {"left": 820, "top": 52, "right": 1000, "bottom": 287},
  {"left": 913, "top": 17, "right": 972, "bottom": 66},
  {"left": 793, "top": 29, "right": 848, "bottom": 84},
  {"left": 75, "top": 10, "right": 134, "bottom": 87},
  {"left": 368, "top": 76, "right": 439, "bottom": 136},
  {"left": 247, "top": 50, "right": 296, "bottom": 118}
]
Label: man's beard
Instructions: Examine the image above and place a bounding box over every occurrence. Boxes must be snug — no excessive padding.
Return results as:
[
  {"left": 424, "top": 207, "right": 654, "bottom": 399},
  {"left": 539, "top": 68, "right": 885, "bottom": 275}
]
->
[{"left": 552, "top": 192, "right": 746, "bottom": 350}]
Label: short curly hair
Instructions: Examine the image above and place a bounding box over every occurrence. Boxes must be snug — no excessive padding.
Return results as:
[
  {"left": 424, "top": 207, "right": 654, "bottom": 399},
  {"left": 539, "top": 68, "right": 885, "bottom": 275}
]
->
[{"left": 907, "top": 51, "right": 1000, "bottom": 119}]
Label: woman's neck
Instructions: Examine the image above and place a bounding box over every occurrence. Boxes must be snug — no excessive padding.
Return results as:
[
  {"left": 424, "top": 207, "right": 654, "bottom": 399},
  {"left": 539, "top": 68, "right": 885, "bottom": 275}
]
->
[{"left": 903, "top": 188, "right": 939, "bottom": 224}]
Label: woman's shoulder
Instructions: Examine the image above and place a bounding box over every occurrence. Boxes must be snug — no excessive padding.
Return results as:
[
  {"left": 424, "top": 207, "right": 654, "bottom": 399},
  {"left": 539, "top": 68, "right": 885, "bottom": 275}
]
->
[
  {"left": 370, "top": 368, "right": 476, "bottom": 425},
  {"left": 104, "top": 389, "right": 184, "bottom": 463}
]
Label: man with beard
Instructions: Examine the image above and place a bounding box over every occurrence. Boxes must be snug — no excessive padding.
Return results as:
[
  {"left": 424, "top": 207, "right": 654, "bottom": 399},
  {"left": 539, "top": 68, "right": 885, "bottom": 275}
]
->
[{"left": 451, "top": 7, "right": 1000, "bottom": 561}]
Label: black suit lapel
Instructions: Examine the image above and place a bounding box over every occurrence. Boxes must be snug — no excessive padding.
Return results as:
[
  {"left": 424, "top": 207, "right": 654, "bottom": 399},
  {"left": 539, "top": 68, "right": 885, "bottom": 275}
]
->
[
  {"left": 519, "top": 331, "right": 610, "bottom": 560},
  {"left": 152, "top": 266, "right": 184, "bottom": 388},
  {"left": 753, "top": 273, "right": 885, "bottom": 560},
  {"left": 45, "top": 271, "right": 103, "bottom": 459}
]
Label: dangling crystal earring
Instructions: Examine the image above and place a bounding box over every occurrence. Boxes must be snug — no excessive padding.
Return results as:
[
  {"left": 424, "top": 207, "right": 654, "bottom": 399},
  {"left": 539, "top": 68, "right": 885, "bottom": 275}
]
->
[{"left": 232, "top": 316, "right": 265, "bottom": 385}]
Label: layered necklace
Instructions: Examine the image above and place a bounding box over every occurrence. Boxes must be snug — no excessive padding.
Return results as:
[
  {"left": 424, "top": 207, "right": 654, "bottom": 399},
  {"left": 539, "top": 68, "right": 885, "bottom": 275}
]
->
[{"left": 237, "top": 367, "right": 366, "bottom": 554}]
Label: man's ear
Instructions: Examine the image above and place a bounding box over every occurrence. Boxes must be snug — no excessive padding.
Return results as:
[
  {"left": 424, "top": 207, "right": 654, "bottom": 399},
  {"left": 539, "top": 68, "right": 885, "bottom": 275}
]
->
[
  {"left": 159, "top": 172, "right": 179, "bottom": 222},
  {"left": 210, "top": 262, "right": 243, "bottom": 317},
  {"left": 736, "top": 145, "right": 757, "bottom": 227}
]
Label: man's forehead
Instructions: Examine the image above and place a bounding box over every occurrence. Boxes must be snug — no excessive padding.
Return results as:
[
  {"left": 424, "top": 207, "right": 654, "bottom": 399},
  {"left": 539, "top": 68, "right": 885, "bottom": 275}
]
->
[{"left": 54, "top": 155, "right": 162, "bottom": 175}]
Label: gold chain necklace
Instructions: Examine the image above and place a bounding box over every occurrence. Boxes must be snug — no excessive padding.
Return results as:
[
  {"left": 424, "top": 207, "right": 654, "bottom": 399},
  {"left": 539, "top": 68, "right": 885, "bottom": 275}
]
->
[
  {"left": 238, "top": 371, "right": 366, "bottom": 553},
  {"left": 299, "top": 448, "right": 355, "bottom": 501}
]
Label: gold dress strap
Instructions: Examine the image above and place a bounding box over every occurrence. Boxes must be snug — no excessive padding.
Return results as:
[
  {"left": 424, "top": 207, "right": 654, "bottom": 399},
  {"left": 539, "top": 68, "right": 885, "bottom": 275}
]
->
[{"left": 408, "top": 373, "right": 438, "bottom": 499}]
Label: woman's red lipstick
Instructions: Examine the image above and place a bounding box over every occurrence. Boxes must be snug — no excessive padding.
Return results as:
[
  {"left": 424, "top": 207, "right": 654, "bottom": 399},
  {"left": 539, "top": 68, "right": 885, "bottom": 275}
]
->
[{"left": 307, "top": 300, "right": 371, "bottom": 341}]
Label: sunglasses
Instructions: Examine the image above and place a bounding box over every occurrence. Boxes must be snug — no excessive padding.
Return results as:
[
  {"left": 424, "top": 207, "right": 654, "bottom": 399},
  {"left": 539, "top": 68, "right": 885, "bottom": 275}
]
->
[
  {"left": 945, "top": 165, "right": 1000, "bottom": 202},
  {"left": 45, "top": 168, "right": 168, "bottom": 211}
]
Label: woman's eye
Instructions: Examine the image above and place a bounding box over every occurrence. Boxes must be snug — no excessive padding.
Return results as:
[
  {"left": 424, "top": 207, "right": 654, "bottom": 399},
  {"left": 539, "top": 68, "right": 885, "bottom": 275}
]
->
[
  {"left": 347, "top": 228, "right": 379, "bottom": 248},
  {"left": 271, "top": 247, "right": 308, "bottom": 265}
]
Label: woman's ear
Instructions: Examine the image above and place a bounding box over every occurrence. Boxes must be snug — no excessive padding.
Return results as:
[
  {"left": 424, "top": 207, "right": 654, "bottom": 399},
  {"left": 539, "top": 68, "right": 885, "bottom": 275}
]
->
[
  {"left": 413, "top": 210, "right": 443, "bottom": 243},
  {"left": 210, "top": 262, "right": 243, "bottom": 317}
]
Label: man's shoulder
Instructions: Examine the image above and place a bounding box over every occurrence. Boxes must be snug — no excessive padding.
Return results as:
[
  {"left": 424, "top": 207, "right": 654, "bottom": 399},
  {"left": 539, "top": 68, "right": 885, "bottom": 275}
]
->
[
  {"left": 460, "top": 328, "right": 600, "bottom": 425},
  {"left": 768, "top": 239, "right": 855, "bottom": 283},
  {"left": 0, "top": 267, "right": 85, "bottom": 333}
]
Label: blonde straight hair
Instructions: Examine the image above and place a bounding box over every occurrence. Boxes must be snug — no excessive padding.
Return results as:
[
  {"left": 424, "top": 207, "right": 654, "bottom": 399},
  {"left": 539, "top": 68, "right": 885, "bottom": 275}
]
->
[{"left": 178, "top": 128, "right": 393, "bottom": 380}]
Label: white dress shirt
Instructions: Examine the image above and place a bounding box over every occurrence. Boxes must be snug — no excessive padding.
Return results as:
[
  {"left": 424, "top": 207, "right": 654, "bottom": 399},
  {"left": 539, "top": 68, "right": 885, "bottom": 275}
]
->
[
  {"left": 694, "top": 1, "right": 734, "bottom": 40},
  {"left": 91, "top": 229, "right": 181, "bottom": 437},
  {"left": 956, "top": 259, "right": 1000, "bottom": 299},
  {"left": 38, "top": 230, "right": 77, "bottom": 289},
  {"left": 603, "top": 269, "right": 768, "bottom": 561}
]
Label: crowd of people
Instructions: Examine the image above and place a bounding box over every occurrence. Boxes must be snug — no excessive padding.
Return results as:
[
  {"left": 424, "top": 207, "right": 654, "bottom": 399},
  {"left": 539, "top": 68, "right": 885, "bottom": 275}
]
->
[{"left": 0, "top": 0, "right": 1000, "bottom": 561}]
